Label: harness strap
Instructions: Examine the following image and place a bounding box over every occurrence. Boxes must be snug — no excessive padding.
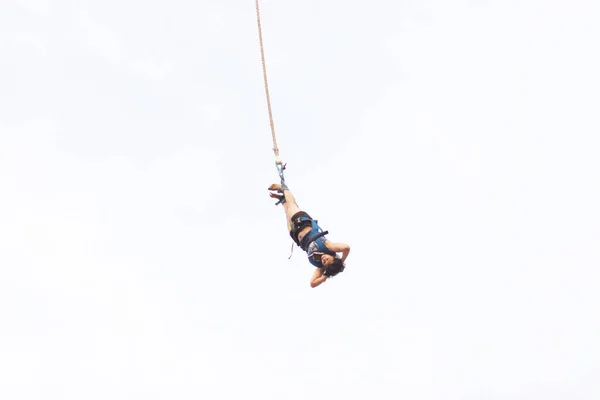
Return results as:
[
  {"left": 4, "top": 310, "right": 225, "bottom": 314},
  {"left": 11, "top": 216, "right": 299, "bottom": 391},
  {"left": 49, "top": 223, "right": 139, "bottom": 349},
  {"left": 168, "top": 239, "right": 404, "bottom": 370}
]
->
[
  {"left": 274, "top": 191, "right": 286, "bottom": 205},
  {"left": 273, "top": 161, "right": 288, "bottom": 206},
  {"left": 300, "top": 230, "right": 329, "bottom": 251}
]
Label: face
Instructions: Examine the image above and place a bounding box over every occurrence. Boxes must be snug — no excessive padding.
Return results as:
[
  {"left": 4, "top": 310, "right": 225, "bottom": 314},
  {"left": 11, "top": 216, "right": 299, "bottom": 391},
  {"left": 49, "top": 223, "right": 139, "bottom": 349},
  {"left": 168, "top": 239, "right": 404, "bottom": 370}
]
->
[{"left": 321, "top": 254, "right": 335, "bottom": 268}]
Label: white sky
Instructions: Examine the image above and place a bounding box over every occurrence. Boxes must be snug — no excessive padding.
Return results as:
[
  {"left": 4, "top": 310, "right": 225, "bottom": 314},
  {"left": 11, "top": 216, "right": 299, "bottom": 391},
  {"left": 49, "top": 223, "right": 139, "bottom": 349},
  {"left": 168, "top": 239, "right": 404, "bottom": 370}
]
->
[{"left": 1, "top": 0, "right": 599, "bottom": 399}]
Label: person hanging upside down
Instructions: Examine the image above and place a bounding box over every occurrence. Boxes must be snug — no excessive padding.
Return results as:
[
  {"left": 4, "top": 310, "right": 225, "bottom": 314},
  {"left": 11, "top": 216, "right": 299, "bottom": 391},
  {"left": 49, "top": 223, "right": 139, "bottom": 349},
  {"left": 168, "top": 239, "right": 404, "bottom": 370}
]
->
[{"left": 269, "top": 183, "right": 350, "bottom": 288}]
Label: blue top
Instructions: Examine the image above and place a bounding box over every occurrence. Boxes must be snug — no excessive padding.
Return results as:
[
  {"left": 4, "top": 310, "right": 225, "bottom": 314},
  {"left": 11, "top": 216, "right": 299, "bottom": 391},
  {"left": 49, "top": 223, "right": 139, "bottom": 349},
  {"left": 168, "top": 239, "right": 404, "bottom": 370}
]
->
[{"left": 300, "top": 220, "right": 336, "bottom": 268}]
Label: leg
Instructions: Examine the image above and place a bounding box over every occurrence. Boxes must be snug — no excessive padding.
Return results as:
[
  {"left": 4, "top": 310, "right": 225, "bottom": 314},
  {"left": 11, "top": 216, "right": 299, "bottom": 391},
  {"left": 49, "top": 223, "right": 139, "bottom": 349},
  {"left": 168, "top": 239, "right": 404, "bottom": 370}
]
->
[
  {"left": 282, "top": 189, "right": 302, "bottom": 231},
  {"left": 269, "top": 184, "right": 302, "bottom": 231}
]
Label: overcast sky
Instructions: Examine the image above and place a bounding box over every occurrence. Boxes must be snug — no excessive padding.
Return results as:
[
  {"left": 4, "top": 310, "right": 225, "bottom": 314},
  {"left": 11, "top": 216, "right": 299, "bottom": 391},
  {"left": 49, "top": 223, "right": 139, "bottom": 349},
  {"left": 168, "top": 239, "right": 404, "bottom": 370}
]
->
[{"left": 1, "top": 0, "right": 599, "bottom": 399}]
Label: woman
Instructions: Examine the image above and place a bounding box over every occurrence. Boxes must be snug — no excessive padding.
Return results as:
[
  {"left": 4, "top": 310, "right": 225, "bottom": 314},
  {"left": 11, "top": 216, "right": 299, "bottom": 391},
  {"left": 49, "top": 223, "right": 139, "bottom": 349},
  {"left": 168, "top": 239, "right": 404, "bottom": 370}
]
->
[{"left": 269, "top": 183, "right": 350, "bottom": 288}]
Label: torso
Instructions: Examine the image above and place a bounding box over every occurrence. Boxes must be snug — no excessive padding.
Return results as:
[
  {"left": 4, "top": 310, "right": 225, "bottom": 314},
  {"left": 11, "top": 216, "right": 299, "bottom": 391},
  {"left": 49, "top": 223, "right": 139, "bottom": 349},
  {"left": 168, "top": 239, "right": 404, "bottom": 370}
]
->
[
  {"left": 306, "top": 239, "right": 325, "bottom": 263},
  {"left": 295, "top": 220, "right": 332, "bottom": 267},
  {"left": 296, "top": 226, "right": 312, "bottom": 244}
]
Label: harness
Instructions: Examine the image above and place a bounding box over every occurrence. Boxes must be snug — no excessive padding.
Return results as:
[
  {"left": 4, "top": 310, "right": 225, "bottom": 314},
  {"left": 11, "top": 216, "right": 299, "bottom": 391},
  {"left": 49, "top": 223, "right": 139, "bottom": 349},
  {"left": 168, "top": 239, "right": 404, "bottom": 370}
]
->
[{"left": 290, "top": 213, "right": 336, "bottom": 267}]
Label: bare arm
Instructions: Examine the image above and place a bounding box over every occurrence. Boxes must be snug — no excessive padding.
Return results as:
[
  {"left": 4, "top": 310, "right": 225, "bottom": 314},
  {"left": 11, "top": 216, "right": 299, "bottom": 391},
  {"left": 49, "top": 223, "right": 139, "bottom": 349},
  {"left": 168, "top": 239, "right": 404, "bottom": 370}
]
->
[
  {"left": 310, "top": 268, "right": 328, "bottom": 288},
  {"left": 325, "top": 241, "right": 351, "bottom": 263}
]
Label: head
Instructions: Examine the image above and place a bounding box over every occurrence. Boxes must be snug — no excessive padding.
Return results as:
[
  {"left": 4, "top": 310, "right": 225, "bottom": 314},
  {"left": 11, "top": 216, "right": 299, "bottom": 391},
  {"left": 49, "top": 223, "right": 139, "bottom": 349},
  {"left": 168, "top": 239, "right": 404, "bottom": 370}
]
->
[
  {"left": 320, "top": 254, "right": 336, "bottom": 268},
  {"left": 323, "top": 257, "right": 345, "bottom": 277}
]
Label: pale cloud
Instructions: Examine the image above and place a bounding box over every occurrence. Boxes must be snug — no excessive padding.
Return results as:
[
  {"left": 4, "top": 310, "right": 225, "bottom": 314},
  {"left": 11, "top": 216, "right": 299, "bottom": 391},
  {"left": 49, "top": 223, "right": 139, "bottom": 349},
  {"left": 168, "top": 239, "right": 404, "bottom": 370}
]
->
[
  {"left": 1, "top": 0, "right": 599, "bottom": 399},
  {"left": 10, "top": 0, "right": 50, "bottom": 14},
  {"left": 70, "top": 6, "right": 174, "bottom": 81}
]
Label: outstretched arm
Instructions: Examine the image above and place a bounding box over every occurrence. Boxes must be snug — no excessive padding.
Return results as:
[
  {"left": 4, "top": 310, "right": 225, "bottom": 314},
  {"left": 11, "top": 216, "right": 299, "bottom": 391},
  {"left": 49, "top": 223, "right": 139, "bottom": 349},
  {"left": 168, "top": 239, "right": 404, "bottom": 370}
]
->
[
  {"left": 310, "top": 268, "right": 328, "bottom": 288},
  {"left": 325, "top": 241, "right": 351, "bottom": 263}
]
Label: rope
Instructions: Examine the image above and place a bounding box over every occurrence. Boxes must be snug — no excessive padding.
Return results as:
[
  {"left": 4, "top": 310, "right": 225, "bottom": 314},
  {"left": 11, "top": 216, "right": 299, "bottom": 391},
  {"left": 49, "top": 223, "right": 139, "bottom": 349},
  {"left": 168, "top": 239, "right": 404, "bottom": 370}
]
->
[{"left": 255, "top": 0, "right": 280, "bottom": 158}]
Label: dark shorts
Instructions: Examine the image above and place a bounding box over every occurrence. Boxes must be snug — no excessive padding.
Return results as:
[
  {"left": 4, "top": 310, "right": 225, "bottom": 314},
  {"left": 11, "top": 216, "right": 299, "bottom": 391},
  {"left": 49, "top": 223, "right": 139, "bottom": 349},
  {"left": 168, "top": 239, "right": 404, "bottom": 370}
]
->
[{"left": 289, "top": 211, "right": 313, "bottom": 246}]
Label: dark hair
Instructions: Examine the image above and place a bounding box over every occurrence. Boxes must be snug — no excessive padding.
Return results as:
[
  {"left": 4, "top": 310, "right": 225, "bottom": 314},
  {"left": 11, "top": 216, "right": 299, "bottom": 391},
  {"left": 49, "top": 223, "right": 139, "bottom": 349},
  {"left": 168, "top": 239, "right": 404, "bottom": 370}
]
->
[{"left": 323, "top": 258, "right": 345, "bottom": 277}]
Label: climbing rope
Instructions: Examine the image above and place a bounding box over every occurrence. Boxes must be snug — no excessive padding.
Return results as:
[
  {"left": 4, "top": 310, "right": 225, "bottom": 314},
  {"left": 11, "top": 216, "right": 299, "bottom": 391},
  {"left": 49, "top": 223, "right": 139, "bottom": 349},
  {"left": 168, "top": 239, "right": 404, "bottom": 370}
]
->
[
  {"left": 256, "top": 1, "right": 294, "bottom": 259},
  {"left": 255, "top": 0, "right": 280, "bottom": 159}
]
